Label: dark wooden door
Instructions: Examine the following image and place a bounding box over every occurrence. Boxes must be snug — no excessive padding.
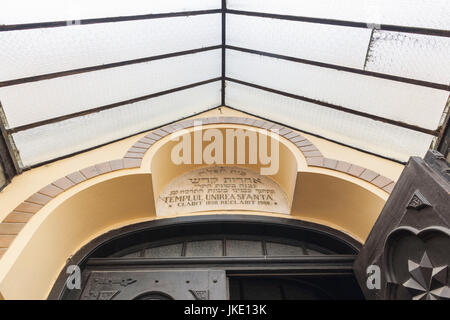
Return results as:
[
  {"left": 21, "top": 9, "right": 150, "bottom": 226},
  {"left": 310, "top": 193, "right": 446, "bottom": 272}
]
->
[
  {"left": 229, "top": 275, "right": 362, "bottom": 300},
  {"left": 49, "top": 216, "right": 364, "bottom": 300},
  {"left": 80, "top": 270, "right": 227, "bottom": 300}
]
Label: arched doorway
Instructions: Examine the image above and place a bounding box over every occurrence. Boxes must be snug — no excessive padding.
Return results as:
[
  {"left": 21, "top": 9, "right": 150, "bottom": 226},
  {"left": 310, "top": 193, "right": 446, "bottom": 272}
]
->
[
  {"left": 0, "top": 116, "right": 391, "bottom": 300},
  {"left": 49, "top": 215, "right": 364, "bottom": 300}
]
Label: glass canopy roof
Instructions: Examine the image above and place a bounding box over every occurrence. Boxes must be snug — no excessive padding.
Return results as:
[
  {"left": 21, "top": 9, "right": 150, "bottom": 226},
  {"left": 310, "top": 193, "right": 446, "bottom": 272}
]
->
[{"left": 0, "top": 0, "right": 449, "bottom": 168}]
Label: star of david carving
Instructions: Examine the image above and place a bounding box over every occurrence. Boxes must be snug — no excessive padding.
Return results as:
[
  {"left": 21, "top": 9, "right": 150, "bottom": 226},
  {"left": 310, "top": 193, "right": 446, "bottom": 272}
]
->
[
  {"left": 406, "top": 190, "right": 431, "bottom": 210},
  {"left": 403, "top": 252, "right": 450, "bottom": 300}
]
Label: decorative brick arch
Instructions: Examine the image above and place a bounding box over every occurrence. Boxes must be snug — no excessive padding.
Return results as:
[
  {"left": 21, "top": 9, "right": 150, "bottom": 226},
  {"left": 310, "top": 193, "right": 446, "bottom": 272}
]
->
[
  {"left": 0, "top": 116, "right": 395, "bottom": 259},
  {"left": 122, "top": 116, "right": 395, "bottom": 193}
]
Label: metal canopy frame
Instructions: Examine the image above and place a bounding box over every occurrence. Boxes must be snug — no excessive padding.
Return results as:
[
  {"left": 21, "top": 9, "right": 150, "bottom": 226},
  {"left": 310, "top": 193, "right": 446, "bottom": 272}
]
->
[
  {"left": 0, "top": 1, "right": 449, "bottom": 179},
  {"left": 0, "top": 106, "right": 18, "bottom": 189}
]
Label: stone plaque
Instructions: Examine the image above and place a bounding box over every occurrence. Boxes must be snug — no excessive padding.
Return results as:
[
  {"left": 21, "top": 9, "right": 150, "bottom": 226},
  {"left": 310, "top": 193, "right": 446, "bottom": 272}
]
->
[{"left": 156, "top": 166, "right": 289, "bottom": 216}]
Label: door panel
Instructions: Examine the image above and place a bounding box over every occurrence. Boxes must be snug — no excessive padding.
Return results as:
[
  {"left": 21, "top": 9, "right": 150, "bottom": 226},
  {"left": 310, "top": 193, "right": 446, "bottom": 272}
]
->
[
  {"left": 80, "top": 270, "right": 227, "bottom": 300},
  {"left": 229, "top": 275, "right": 363, "bottom": 300}
]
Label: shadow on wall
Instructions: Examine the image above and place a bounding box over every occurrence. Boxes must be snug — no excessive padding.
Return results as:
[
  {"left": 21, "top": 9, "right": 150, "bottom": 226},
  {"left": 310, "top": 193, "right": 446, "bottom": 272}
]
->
[
  {"left": 0, "top": 173, "right": 155, "bottom": 299},
  {"left": 292, "top": 172, "right": 386, "bottom": 242}
]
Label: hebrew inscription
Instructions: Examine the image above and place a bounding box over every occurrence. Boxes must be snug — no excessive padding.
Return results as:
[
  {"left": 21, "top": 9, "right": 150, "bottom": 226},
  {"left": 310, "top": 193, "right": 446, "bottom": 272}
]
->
[{"left": 156, "top": 166, "right": 289, "bottom": 216}]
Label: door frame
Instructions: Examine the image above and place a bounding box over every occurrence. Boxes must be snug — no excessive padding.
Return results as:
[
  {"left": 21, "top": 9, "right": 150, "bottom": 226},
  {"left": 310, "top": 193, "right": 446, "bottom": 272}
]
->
[{"left": 48, "top": 214, "right": 362, "bottom": 299}]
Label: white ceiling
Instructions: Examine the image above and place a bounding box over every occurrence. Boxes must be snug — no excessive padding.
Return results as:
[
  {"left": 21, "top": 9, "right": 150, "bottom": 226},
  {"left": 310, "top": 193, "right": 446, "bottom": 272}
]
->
[{"left": 0, "top": 0, "right": 449, "bottom": 167}]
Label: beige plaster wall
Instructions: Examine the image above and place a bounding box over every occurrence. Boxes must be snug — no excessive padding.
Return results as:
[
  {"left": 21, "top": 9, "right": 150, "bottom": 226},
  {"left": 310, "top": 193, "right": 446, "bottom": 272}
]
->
[
  {"left": 0, "top": 173, "right": 155, "bottom": 299},
  {"left": 0, "top": 106, "right": 405, "bottom": 299}
]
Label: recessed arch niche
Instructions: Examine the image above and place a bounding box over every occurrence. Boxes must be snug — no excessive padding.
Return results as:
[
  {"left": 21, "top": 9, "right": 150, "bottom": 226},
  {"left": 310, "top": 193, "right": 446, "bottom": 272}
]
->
[{"left": 149, "top": 125, "right": 299, "bottom": 208}]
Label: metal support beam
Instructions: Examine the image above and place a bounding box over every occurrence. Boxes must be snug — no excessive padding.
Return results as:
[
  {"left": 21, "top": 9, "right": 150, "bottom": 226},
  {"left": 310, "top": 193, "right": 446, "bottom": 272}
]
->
[
  {"left": 226, "top": 9, "right": 450, "bottom": 37},
  {"left": 221, "top": 0, "right": 227, "bottom": 106},
  {"left": 225, "top": 77, "right": 440, "bottom": 136},
  {"left": 7, "top": 77, "right": 222, "bottom": 134},
  {"left": 0, "top": 46, "right": 222, "bottom": 88},
  {"left": 0, "top": 9, "right": 222, "bottom": 32},
  {"left": 226, "top": 45, "right": 449, "bottom": 91}
]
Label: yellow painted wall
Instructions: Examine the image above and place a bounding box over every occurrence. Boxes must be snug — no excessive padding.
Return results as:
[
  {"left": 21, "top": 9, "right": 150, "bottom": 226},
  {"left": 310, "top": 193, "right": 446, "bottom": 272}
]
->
[
  {"left": 0, "top": 107, "right": 404, "bottom": 299},
  {"left": 292, "top": 172, "right": 385, "bottom": 241},
  {"left": 1, "top": 173, "right": 155, "bottom": 299}
]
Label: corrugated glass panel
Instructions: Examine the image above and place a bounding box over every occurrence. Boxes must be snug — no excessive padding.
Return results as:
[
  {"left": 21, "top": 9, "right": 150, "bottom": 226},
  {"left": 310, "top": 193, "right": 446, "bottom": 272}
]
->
[
  {"left": 305, "top": 243, "right": 332, "bottom": 255},
  {"left": 226, "top": 50, "right": 447, "bottom": 130},
  {"left": 144, "top": 244, "right": 183, "bottom": 258},
  {"left": 185, "top": 240, "right": 223, "bottom": 257},
  {"left": 226, "top": 81, "right": 434, "bottom": 162},
  {"left": 305, "top": 248, "right": 326, "bottom": 255},
  {"left": 365, "top": 30, "right": 450, "bottom": 84},
  {"left": 0, "top": 14, "right": 221, "bottom": 81},
  {"left": 1, "top": 0, "right": 221, "bottom": 24},
  {"left": 226, "top": 240, "right": 263, "bottom": 256},
  {"left": 1, "top": 50, "right": 221, "bottom": 128},
  {"left": 266, "top": 242, "right": 305, "bottom": 256},
  {"left": 12, "top": 81, "right": 220, "bottom": 166},
  {"left": 227, "top": 14, "right": 371, "bottom": 69},
  {"left": 121, "top": 251, "right": 142, "bottom": 258},
  {"left": 227, "top": 0, "right": 450, "bottom": 29}
]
